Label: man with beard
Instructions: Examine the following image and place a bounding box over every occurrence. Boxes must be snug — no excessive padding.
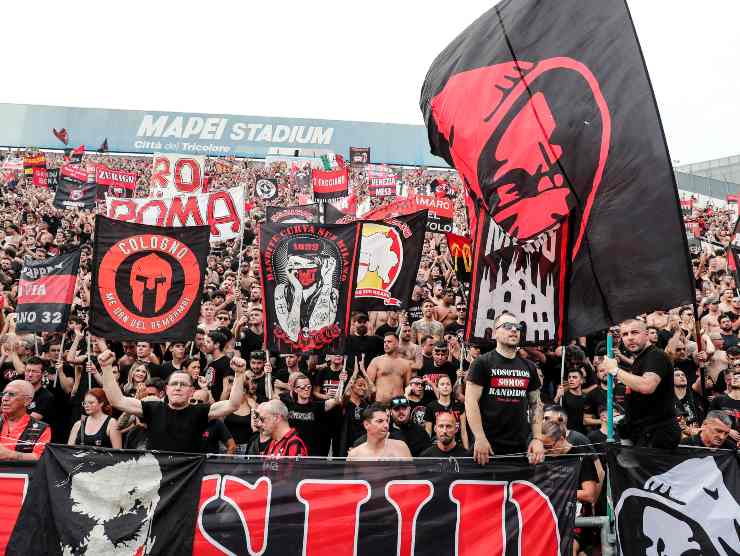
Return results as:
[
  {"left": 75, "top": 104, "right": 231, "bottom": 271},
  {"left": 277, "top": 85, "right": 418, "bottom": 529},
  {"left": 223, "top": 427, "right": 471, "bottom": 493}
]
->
[
  {"left": 346, "top": 312, "right": 383, "bottom": 370},
  {"left": 365, "top": 332, "right": 412, "bottom": 403},
  {"left": 421, "top": 412, "right": 468, "bottom": 457},
  {"left": 100, "top": 350, "right": 246, "bottom": 453},
  {"left": 466, "top": 313, "right": 545, "bottom": 465},
  {"left": 709, "top": 367, "right": 740, "bottom": 444},
  {"left": 203, "top": 329, "right": 232, "bottom": 401},
  {"left": 604, "top": 318, "right": 681, "bottom": 449},
  {"left": 682, "top": 410, "right": 737, "bottom": 450},
  {"left": 673, "top": 369, "right": 702, "bottom": 436},
  {"left": 398, "top": 323, "right": 420, "bottom": 361},
  {"left": 236, "top": 307, "right": 264, "bottom": 360},
  {"left": 373, "top": 310, "right": 400, "bottom": 339},
  {"left": 719, "top": 314, "right": 739, "bottom": 350}
]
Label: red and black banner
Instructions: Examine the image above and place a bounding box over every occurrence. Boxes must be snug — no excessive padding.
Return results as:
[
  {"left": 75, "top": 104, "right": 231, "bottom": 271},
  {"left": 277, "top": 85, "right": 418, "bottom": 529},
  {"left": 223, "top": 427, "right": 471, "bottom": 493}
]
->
[
  {"left": 1, "top": 450, "right": 580, "bottom": 555},
  {"left": 7, "top": 445, "right": 203, "bottom": 556},
  {"left": 363, "top": 195, "right": 455, "bottom": 234},
  {"left": 265, "top": 203, "right": 319, "bottom": 224},
  {"left": 446, "top": 232, "right": 473, "bottom": 283},
  {"left": 349, "top": 146, "right": 370, "bottom": 165},
  {"left": 31, "top": 168, "right": 59, "bottom": 189},
  {"left": 610, "top": 445, "right": 740, "bottom": 556},
  {"left": 353, "top": 211, "right": 428, "bottom": 310},
  {"left": 15, "top": 250, "right": 80, "bottom": 333},
  {"left": 95, "top": 163, "right": 136, "bottom": 198},
  {"left": 259, "top": 221, "right": 360, "bottom": 352},
  {"left": 312, "top": 167, "right": 349, "bottom": 199},
  {"left": 367, "top": 164, "right": 398, "bottom": 197},
  {"left": 420, "top": 0, "right": 694, "bottom": 340},
  {"left": 22, "top": 154, "right": 46, "bottom": 176},
  {"left": 53, "top": 176, "right": 97, "bottom": 210},
  {"left": 90, "top": 217, "right": 210, "bottom": 341}
]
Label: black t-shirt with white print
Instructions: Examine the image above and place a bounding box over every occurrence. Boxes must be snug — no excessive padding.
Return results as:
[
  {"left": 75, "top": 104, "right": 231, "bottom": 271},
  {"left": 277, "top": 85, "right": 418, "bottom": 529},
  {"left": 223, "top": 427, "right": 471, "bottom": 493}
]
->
[{"left": 467, "top": 350, "right": 540, "bottom": 449}]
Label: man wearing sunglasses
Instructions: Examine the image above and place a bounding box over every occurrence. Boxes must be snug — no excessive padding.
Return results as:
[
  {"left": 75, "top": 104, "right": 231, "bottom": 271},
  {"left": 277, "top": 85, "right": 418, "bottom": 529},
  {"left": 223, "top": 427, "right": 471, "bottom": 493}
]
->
[
  {"left": 465, "top": 313, "right": 545, "bottom": 465},
  {"left": 100, "top": 349, "right": 246, "bottom": 453}
]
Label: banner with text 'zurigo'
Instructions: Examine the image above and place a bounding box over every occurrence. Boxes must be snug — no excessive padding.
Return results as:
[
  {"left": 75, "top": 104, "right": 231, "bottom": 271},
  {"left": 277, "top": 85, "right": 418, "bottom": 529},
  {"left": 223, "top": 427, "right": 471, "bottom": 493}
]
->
[{"left": 1, "top": 449, "right": 580, "bottom": 555}]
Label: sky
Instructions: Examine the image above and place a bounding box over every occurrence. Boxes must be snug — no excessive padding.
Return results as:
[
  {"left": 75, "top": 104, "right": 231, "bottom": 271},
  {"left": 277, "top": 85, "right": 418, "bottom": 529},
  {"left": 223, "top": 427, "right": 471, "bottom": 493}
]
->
[{"left": 0, "top": 0, "right": 737, "bottom": 165}]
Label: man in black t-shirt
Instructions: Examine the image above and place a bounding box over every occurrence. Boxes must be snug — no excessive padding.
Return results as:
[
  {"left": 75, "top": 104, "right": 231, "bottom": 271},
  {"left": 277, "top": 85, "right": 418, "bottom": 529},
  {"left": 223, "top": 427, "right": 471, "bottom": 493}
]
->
[
  {"left": 604, "top": 318, "right": 680, "bottom": 449},
  {"left": 345, "top": 312, "right": 383, "bottom": 369},
  {"left": 420, "top": 412, "right": 468, "bottom": 457},
  {"left": 558, "top": 370, "right": 587, "bottom": 435},
  {"left": 584, "top": 351, "right": 627, "bottom": 430},
  {"left": 466, "top": 313, "right": 545, "bottom": 465},
  {"left": 420, "top": 342, "right": 456, "bottom": 398},
  {"left": 203, "top": 330, "right": 232, "bottom": 401},
  {"left": 100, "top": 350, "right": 247, "bottom": 453}
]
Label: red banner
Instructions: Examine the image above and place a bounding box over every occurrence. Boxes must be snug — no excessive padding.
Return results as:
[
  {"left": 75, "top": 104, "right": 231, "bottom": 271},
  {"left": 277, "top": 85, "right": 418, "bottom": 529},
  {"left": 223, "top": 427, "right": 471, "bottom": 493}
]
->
[
  {"left": 59, "top": 163, "right": 92, "bottom": 183},
  {"left": 312, "top": 167, "right": 349, "bottom": 199},
  {"left": 364, "top": 195, "right": 455, "bottom": 233},
  {"left": 95, "top": 164, "right": 137, "bottom": 190},
  {"left": 727, "top": 194, "right": 738, "bottom": 204}
]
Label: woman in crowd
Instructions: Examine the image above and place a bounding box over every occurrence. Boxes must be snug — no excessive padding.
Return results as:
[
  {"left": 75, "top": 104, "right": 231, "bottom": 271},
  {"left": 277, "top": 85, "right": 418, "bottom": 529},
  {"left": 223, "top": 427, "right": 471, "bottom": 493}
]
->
[
  {"left": 67, "top": 387, "right": 122, "bottom": 448},
  {"left": 224, "top": 372, "right": 259, "bottom": 454},
  {"left": 122, "top": 362, "right": 150, "bottom": 397}
]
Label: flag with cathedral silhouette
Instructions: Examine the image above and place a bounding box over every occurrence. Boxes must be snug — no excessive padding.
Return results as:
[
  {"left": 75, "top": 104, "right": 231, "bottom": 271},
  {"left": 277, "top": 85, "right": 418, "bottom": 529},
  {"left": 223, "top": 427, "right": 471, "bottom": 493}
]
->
[
  {"left": 420, "top": 0, "right": 694, "bottom": 341},
  {"left": 90, "top": 216, "right": 210, "bottom": 341}
]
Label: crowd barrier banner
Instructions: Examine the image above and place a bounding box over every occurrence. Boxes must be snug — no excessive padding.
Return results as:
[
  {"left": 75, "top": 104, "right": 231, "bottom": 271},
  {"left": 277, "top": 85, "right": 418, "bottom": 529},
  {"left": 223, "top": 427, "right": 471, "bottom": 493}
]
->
[
  {"left": 106, "top": 185, "right": 245, "bottom": 243},
  {"left": 0, "top": 447, "right": 580, "bottom": 556},
  {"left": 609, "top": 445, "right": 740, "bottom": 556}
]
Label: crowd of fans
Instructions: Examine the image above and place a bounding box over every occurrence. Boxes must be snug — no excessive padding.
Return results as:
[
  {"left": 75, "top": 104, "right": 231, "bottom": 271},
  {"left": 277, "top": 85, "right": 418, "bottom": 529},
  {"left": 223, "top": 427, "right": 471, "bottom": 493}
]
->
[{"left": 0, "top": 148, "right": 739, "bottom": 553}]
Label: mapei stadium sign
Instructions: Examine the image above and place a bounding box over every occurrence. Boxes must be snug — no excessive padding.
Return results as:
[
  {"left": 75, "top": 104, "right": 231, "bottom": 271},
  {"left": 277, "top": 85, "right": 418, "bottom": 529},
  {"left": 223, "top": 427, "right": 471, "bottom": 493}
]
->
[{"left": 0, "top": 103, "right": 444, "bottom": 167}]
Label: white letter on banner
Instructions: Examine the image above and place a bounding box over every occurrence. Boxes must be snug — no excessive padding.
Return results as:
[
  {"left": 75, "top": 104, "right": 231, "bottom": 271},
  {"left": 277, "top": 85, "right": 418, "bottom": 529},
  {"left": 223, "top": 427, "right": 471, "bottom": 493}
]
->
[
  {"left": 137, "top": 115, "right": 168, "bottom": 137},
  {"left": 183, "top": 117, "right": 205, "bottom": 139}
]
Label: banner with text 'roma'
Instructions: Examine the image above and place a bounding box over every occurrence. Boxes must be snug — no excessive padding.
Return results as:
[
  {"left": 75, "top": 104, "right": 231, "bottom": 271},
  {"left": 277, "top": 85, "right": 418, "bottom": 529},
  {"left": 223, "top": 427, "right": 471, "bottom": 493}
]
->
[{"left": 106, "top": 186, "right": 244, "bottom": 243}]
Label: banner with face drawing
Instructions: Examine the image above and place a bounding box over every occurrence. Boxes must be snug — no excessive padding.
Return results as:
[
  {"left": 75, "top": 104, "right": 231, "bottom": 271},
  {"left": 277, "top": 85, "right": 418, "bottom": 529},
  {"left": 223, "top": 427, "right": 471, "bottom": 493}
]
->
[
  {"left": 259, "top": 221, "right": 360, "bottom": 353},
  {"left": 610, "top": 446, "right": 740, "bottom": 556},
  {"left": 7, "top": 445, "right": 203, "bottom": 556}
]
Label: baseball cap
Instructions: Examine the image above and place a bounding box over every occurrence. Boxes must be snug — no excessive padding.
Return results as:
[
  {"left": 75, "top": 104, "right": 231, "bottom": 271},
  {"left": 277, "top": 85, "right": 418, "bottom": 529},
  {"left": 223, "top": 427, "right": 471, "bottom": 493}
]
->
[
  {"left": 250, "top": 350, "right": 267, "bottom": 361},
  {"left": 353, "top": 312, "right": 369, "bottom": 323}
]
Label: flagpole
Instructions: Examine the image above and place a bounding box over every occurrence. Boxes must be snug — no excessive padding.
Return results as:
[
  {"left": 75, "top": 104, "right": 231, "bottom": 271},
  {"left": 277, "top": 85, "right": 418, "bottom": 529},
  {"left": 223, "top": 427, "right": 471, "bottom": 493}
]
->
[
  {"left": 86, "top": 333, "right": 92, "bottom": 390},
  {"left": 53, "top": 331, "right": 67, "bottom": 389},
  {"left": 606, "top": 334, "right": 614, "bottom": 442},
  {"left": 559, "top": 345, "right": 567, "bottom": 386}
]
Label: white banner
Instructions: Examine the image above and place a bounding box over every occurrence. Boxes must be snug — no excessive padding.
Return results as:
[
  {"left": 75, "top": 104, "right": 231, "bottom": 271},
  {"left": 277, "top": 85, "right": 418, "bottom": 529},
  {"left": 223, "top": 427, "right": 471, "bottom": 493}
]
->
[
  {"left": 106, "top": 186, "right": 244, "bottom": 243},
  {"left": 150, "top": 153, "right": 206, "bottom": 198}
]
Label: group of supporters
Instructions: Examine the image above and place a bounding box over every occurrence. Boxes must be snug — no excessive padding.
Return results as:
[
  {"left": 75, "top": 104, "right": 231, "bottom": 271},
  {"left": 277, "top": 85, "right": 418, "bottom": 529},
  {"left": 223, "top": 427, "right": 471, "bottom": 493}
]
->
[{"left": 0, "top": 149, "right": 739, "bottom": 554}]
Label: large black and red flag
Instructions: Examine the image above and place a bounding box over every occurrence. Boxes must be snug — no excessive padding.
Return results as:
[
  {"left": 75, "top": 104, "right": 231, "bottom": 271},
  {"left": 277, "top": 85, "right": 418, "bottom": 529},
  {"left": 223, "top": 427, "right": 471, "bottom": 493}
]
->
[
  {"left": 265, "top": 203, "right": 319, "bottom": 224},
  {"left": 609, "top": 445, "right": 740, "bottom": 556},
  {"left": 7, "top": 445, "right": 204, "bottom": 556},
  {"left": 312, "top": 167, "right": 349, "bottom": 200},
  {"left": 52, "top": 171, "right": 97, "bottom": 211},
  {"left": 90, "top": 216, "right": 209, "bottom": 341},
  {"left": 2, "top": 452, "right": 581, "bottom": 555},
  {"left": 15, "top": 250, "right": 80, "bottom": 333},
  {"left": 420, "top": 0, "right": 694, "bottom": 341},
  {"left": 352, "top": 211, "right": 428, "bottom": 311},
  {"left": 259, "top": 221, "right": 360, "bottom": 353}
]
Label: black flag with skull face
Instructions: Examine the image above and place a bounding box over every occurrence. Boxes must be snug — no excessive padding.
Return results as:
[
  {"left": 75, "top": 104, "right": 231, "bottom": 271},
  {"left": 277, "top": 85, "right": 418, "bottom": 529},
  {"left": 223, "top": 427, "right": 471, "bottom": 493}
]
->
[
  {"left": 609, "top": 446, "right": 740, "bottom": 556},
  {"left": 259, "top": 221, "right": 361, "bottom": 353},
  {"left": 7, "top": 445, "right": 204, "bottom": 556},
  {"left": 90, "top": 216, "right": 210, "bottom": 341}
]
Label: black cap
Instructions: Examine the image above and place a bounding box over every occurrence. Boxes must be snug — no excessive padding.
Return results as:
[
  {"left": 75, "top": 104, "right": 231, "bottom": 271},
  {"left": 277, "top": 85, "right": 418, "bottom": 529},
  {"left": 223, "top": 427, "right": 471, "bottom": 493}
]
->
[
  {"left": 250, "top": 350, "right": 266, "bottom": 361},
  {"left": 390, "top": 396, "right": 409, "bottom": 408}
]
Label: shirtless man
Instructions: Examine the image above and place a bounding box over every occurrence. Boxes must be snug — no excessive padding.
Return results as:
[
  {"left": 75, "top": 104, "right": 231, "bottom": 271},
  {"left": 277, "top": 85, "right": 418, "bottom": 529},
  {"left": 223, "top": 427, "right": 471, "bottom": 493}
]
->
[
  {"left": 701, "top": 298, "right": 722, "bottom": 336},
  {"left": 398, "top": 323, "right": 420, "bottom": 361},
  {"left": 433, "top": 289, "right": 457, "bottom": 326},
  {"left": 347, "top": 404, "right": 412, "bottom": 460},
  {"left": 411, "top": 301, "right": 444, "bottom": 343},
  {"left": 365, "top": 332, "right": 413, "bottom": 403}
]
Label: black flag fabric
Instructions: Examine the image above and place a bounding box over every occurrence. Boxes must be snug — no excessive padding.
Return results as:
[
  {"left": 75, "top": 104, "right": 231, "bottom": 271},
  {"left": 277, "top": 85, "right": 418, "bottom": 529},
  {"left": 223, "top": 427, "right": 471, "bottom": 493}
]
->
[
  {"left": 322, "top": 201, "right": 355, "bottom": 224},
  {"left": 53, "top": 177, "right": 96, "bottom": 210},
  {"left": 7, "top": 445, "right": 204, "bottom": 556},
  {"left": 255, "top": 177, "right": 278, "bottom": 200},
  {"left": 352, "top": 211, "right": 427, "bottom": 311},
  {"left": 420, "top": 0, "right": 694, "bottom": 341},
  {"left": 97, "top": 138, "right": 109, "bottom": 153},
  {"left": 259, "top": 221, "right": 361, "bottom": 353},
  {"left": 15, "top": 250, "right": 80, "bottom": 333},
  {"left": 265, "top": 203, "right": 319, "bottom": 224},
  {"left": 90, "top": 216, "right": 210, "bottom": 341},
  {"left": 609, "top": 446, "right": 740, "bottom": 555}
]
